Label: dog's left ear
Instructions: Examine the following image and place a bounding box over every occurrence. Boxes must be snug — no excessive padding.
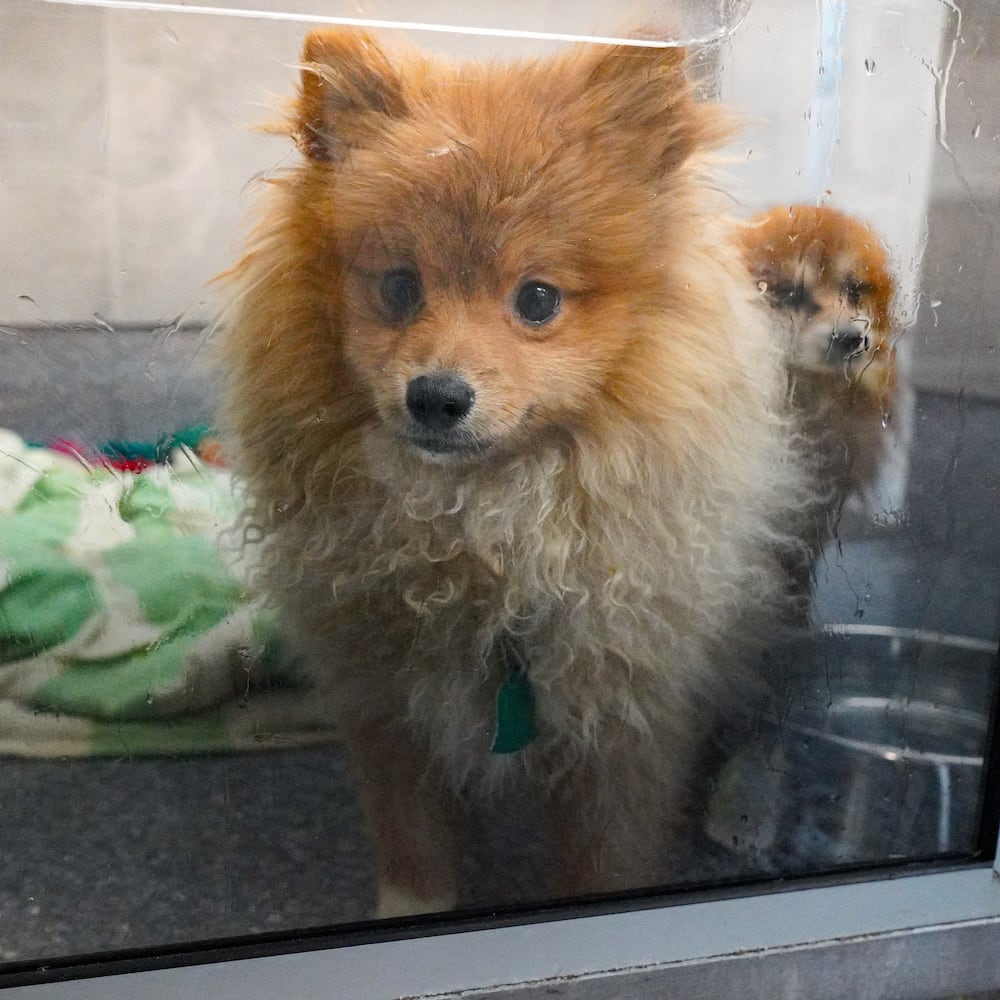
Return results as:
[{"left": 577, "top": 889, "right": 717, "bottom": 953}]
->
[
  {"left": 296, "top": 29, "right": 408, "bottom": 161},
  {"left": 577, "top": 42, "right": 729, "bottom": 173}
]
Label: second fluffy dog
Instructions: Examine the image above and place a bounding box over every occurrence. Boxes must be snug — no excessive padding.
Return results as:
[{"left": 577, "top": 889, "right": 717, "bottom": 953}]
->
[{"left": 742, "top": 204, "right": 897, "bottom": 525}]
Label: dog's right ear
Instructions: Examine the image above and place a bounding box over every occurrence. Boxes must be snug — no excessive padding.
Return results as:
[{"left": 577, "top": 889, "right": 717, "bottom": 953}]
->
[{"left": 297, "top": 29, "right": 408, "bottom": 161}]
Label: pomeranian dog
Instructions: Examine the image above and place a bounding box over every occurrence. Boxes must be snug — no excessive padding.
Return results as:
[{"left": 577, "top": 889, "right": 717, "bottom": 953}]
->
[
  {"left": 741, "top": 205, "right": 897, "bottom": 529},
  {"left": 221, "top": 29, "right": 811, "bottom": 917}
]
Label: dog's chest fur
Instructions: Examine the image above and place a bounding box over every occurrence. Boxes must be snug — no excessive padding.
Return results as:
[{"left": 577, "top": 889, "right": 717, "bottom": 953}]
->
[{"left": 265, "top": 434, "right": 749, "bottom": 794}]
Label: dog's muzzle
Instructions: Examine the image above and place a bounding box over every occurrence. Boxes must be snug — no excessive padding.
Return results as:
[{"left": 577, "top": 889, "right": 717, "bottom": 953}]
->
[
  {"left": 404, "top": 370, "right": 480, "bottom": 455},
  {"left": 828, "top": 324, "right": 871, "bottom": 362}
]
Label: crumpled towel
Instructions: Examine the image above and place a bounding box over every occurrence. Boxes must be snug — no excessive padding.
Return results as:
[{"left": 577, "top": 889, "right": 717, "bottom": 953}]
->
[{"left": 0, "top": 429, "right": 336, "bottom": 757}]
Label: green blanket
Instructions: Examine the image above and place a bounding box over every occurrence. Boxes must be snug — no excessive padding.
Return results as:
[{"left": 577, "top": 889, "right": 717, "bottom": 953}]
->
[{"left": 0, "top": 430, "right": 337, "bottom": 757}]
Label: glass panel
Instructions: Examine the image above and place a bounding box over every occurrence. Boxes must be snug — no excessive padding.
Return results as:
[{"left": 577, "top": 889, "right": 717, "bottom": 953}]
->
[
  {"left": 38, "top": 0, "right": 752, "bottom": 46},
  {"left": 1, "top": 0, "right": 997, "bottom": 968}
]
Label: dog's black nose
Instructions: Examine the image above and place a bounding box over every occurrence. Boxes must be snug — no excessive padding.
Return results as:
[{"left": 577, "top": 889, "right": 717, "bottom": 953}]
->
[
  {"left": 830, "top": 329, "right": 869, "bottom": 360},
  {"left": 406, "top": 372, "right": 475, "bottom": 430}
]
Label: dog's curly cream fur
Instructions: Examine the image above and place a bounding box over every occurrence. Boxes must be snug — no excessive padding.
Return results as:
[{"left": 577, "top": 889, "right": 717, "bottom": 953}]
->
[{"left": 220, "top": 30, "right": 813, "bottom": 915}]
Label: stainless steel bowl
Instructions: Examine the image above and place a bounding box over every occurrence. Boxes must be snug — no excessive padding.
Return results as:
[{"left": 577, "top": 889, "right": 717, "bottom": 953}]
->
[{"left": 706, "top": 626, "right": 997, "bottom": 873}]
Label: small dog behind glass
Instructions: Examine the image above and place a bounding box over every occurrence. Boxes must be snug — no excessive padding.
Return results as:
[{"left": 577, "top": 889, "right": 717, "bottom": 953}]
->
[
  {"left": 742, "top": 204, "right": 898, "bottom": 535},
  {"left": 220, "top": 30, "right": 818, "bottom": 917}
]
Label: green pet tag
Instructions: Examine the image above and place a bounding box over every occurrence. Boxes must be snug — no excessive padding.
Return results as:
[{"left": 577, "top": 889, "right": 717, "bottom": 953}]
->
[{"left": 491, "top": 636, "right": 537, "bottom": 754}]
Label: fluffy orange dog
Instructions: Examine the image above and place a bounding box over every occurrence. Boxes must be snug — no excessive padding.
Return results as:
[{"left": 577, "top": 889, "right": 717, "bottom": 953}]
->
[
  {"left": 221, "top": 29, "right": 810, "bottom": 917},
  {"left": 742, "top": 204, "right": 897, "bottom": 524}
]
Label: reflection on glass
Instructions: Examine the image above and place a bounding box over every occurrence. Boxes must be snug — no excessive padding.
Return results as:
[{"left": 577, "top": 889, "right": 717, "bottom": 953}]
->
[{"left": 0, "top": 0, "right": 997, "bottom": 966}]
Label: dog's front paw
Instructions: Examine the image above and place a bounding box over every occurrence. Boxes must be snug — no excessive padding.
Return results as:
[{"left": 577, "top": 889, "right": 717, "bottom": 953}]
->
[{"left": 374, "top": 880, "right": 458, "bottom": 920}]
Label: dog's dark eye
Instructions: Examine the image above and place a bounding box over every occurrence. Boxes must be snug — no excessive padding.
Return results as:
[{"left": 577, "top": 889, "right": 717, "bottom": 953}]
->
[
  {"left": 842, "top": 276, "right": 871, "bottom": 308},
  {"left": 514, "top": 281, "right": 561, "bottom": 326},
  {"left": 380, "top": 268, "right": 423, "bottom": 322},
  {"left": 768, "top": 282, "right": 806, "bottom": 309}
]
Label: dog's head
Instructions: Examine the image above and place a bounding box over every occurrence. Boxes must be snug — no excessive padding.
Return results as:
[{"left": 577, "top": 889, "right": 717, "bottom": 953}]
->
[
  {"left": 741, "top": 205, "right": 895, "bottom": 385},
  {"left": 273, "top": 29, "right": 731, "bottom": 464}
]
